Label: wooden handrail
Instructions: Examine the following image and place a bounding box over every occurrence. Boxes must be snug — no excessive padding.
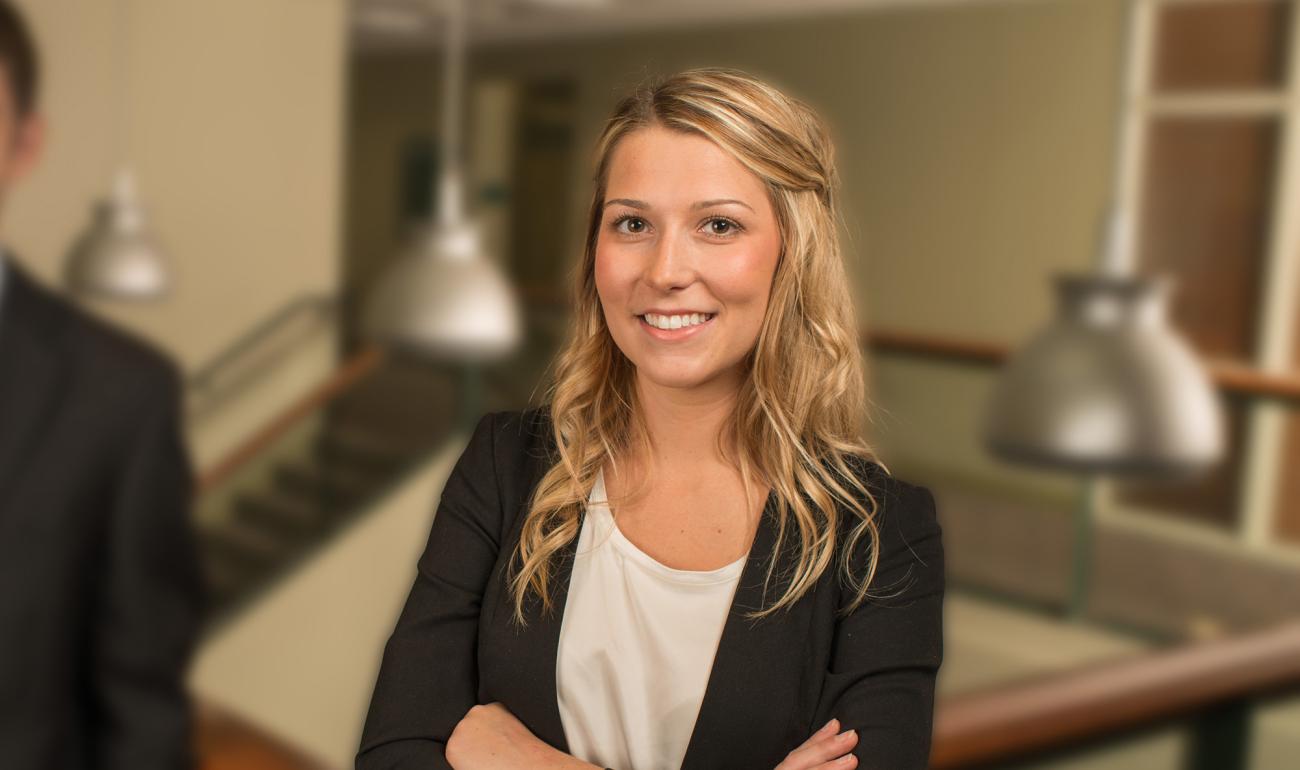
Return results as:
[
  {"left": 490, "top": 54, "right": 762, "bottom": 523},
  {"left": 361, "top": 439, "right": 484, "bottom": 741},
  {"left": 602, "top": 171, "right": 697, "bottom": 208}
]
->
[
  {"left": 197, "top": 703, "right": 324, "bottom": 769},
  {"left": 866, "top": 328, "right": 1008, "bottom": 366},
  {"left": 197, "top": 345, "right": 387, "bottom": 495},
  {"left": 930, "top": 619, "right": 1300, "bottom": 768},
  {"left": 865, "top": 328, "right": 1300, "bottom": 406}
]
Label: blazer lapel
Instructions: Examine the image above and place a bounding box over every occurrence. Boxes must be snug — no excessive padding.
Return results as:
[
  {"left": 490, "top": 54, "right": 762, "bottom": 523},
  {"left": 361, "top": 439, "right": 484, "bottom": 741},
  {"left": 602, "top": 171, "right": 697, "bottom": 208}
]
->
[
  {"left": 523, "top": 522, "right": 582, "bottom": 755},
  {"left": 494, "top": 424, "right": 581, "bottom": 755},
  {"left": 678, "top": 489, "right": 813, "bottom": 769},
  {"left": 0, "top": 262, "right": 68, "bottom": 520}
]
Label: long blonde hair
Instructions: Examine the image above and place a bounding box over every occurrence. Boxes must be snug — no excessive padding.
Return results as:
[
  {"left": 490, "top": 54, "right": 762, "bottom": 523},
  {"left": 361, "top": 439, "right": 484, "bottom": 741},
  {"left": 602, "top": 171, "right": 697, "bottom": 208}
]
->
[{"left": 507, "top": 66, "right": 889, "bottom": 626}]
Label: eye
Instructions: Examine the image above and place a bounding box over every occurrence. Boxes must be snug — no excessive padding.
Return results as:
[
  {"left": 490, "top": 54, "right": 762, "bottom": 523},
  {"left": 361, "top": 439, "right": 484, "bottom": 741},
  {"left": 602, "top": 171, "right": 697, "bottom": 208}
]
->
[
  {"left": 702, "top": 216, "right": 743, "bottom": 238},
  {"left": 610, "top": 213, "right": 648, "bottom": 235}
]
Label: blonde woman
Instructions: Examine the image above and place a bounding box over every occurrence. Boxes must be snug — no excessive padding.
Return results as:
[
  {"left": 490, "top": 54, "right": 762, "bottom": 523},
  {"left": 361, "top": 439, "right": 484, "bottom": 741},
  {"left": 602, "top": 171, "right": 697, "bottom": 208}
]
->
[{"left": 358, "top": 67, "right": 945, "bottom": 770}]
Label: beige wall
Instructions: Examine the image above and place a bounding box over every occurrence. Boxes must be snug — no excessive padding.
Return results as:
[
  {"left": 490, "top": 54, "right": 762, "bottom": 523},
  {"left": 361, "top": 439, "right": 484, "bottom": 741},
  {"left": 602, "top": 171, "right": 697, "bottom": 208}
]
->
[
  {"left": 10, "top": 0, "right": 349, "bottom": 469},
  {"left": 350, "top": 0, "right": 1123, "bottom": 499}
]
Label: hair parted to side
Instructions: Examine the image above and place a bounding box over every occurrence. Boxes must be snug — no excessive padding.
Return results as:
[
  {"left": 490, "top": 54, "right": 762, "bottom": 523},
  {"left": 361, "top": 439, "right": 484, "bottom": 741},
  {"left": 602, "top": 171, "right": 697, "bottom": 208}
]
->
[
  {"left": 506, "top": 66, "right": 891, "bottom": 627},
  {"left": 0, "top": 1, "right": 38, "bottom": 118}
]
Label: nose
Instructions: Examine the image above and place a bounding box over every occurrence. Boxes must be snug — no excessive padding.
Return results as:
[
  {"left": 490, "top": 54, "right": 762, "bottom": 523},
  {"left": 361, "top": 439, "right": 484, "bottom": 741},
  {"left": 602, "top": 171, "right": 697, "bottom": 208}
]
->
[{"left": 644, "top": 229, "right": 695, "bottom": 292}]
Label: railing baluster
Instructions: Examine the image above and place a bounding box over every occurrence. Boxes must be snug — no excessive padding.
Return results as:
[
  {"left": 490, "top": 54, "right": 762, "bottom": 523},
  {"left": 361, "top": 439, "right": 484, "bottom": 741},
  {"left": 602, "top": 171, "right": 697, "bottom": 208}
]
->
[{"left": 1187, "top": 700, "right": 1253, "bottom": 770}]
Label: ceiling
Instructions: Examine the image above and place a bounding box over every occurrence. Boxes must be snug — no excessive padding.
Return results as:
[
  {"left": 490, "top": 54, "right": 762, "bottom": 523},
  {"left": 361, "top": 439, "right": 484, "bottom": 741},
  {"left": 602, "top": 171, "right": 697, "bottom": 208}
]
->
[{"left": 351, "top": 0, "right": 1003, "bottom": 52}]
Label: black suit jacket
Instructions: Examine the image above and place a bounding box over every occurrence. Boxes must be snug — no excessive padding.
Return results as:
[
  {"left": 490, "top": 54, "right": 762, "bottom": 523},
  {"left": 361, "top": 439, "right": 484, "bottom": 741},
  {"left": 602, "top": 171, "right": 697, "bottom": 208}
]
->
[
  {"left": 358, "top": 406, "right": 945, "bottom": 770},
  {"left": 0, "top": 260, "right": 204, "bottom": 768}
]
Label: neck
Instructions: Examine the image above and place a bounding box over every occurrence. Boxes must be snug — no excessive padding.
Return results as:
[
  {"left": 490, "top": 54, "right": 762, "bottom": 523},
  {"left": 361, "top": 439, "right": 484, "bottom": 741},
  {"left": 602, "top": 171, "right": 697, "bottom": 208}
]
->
[{"left": 631, "top": 366, "right": 743, "bottom": 473}]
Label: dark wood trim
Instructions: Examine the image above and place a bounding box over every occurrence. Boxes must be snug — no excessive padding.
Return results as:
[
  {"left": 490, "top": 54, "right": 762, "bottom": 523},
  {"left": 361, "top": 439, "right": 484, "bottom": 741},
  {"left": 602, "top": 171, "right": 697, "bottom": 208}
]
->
[
  {"left": 197, "top": 345, "right": 387, "bottom": 495},
  {"left": 197, "top": 702, "right": 324, "bottom": 770},
  {"left": 863, "top": 327, "right": 1300, "bottom": 406},
  {"left": 930, "top": 619, "right": 1300, "bottom": 768},
  {"left": 865, "top": 327, "right": 1008, "bottom": 366}
]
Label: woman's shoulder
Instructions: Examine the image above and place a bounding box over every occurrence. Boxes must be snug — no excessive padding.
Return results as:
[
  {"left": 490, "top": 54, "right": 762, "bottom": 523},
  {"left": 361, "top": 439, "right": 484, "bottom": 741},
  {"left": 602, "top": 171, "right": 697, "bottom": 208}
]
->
[
  {"left": 470, "top": 405, "right": 557, "bottom": 472},
  {"left": 837, "top": 453, "right": 929, "bottom": 509},
  {"left": 485, "top": 405, "right": 553, "bottom": 446},
  {"left": 834, "top": 454, "right": 943, "bottom": 567}
]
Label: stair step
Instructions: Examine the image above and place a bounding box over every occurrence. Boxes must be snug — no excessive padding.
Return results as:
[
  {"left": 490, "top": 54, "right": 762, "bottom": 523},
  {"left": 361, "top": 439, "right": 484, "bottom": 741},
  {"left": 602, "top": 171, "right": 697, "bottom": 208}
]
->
[
  {"left": 313, "top": 428, "right": 426, "bottom": 472},
  {"left": 203, "top": 555, "right": 259, "bottom": 608},
  {"left": 234, "top": 492, "right": 330, "bottom": 538},
  {"left": 201, "top": 521, "right": 292, "bottom": 569},
  {"left": 272, "top": 461, "right": 387, "bottom": 509}
]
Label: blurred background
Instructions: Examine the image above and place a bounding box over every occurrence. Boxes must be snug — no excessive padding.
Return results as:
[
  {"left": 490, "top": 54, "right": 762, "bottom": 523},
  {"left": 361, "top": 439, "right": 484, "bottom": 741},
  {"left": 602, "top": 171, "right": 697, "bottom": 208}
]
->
[{"left": 7, "top": 0, "right": 1300, "bottom": 767}]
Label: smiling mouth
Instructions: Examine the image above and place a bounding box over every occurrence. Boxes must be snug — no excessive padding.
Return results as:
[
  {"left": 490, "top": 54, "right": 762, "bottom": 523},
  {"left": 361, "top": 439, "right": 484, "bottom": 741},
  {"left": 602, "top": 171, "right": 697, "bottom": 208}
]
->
[
  {"left": 637, "top": 312, "right": 716, "bottom": 330},
  {"left": 636, "top": 312, "right": 716, "bottom": 339}
]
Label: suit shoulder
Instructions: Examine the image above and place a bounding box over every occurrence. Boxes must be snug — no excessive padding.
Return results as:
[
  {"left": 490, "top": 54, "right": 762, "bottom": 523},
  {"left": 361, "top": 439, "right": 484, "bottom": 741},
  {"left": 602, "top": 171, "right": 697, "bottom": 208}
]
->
[
  {"left": 836, "top": 454, "right": 941, "bottom": 559},
  {"left": 489, "top": 405, "right": 555, "bottom": 455},
  {"left": 73, "top": 313, "right": 181, "bottom": 394},
  {"left": 839, "top": 455, "right": 932, "bottom": 516},
  {"left": 19, "top": 268, "right": 182, "bottom": 397}
]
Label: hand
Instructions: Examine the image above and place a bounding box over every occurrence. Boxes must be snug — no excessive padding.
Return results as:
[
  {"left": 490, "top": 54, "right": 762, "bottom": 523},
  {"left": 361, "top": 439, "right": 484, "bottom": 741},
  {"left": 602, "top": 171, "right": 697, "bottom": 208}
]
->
[
  {"left": 446, "top": 702, "right": 597, "bottom": 770},
  {"left": 774, "top": 718, "right": 859, "bottom": 770}
]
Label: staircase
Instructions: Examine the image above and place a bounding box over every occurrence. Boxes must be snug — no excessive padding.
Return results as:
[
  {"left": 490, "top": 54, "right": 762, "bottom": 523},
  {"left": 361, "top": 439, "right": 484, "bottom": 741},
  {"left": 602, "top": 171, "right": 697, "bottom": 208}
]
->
[{"left": 192, "top": 299, "right": 565, "bottom": 629}]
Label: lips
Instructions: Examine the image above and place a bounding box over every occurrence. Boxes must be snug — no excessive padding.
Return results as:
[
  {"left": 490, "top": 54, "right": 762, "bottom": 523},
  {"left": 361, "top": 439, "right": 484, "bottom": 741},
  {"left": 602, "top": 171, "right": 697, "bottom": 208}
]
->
[{"left": 637, "top": 312, "right": 716, "bottom": 340}]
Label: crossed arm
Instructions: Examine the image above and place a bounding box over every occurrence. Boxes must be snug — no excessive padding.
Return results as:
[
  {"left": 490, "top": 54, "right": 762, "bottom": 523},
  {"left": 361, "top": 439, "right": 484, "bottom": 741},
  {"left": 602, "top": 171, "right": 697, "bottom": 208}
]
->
[{"left": 446, "top": 477, "right": 945, "bottom": 770}]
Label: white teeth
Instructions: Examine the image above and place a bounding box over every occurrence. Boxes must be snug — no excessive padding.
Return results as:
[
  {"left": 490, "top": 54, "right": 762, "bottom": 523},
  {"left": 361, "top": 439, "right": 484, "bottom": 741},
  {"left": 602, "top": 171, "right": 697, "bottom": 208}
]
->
[{"left": 643, "top": 313, "right": 713, "bottom": 330}]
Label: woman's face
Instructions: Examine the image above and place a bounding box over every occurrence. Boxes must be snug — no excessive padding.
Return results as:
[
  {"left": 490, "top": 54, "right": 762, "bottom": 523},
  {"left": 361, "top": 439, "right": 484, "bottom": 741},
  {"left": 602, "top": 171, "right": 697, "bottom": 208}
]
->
[{"left": 594, "top": 125, "right": 782, "bottom": 396}]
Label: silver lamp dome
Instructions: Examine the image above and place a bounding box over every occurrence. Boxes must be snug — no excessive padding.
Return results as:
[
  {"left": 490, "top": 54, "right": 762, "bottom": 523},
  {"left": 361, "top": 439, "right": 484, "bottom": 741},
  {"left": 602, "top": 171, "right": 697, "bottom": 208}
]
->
[
  {"left": 64, "top": 168, "right": 171, "bottom": 300},
  {"left": 984, "top": 272, "right": 1224, "bottom": 478},
  {"left": 363, "top": 216, "right": 521, "bottom": 360}
]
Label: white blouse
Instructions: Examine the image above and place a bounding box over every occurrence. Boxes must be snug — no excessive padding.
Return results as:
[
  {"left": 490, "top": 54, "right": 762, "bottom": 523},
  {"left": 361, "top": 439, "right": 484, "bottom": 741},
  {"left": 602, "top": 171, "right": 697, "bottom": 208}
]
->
[{"left": 555, "top": 468, "right": 746, "bottom": 770}]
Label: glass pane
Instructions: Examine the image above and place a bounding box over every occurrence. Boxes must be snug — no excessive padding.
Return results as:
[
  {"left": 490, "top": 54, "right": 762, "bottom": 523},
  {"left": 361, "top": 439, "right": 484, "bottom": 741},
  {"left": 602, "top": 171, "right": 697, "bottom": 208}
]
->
[
  {"left": 1153, "top": 0, "right": 1291, "bottom": 92},
  {"left": 1139, "top": 116, "right": 1277, "bottom": 361}
]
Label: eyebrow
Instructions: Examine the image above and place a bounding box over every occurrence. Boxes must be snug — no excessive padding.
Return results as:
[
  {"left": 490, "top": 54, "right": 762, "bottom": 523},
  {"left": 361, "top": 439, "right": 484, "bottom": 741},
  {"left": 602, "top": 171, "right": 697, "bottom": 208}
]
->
[{"left": 604, "top": 197, "right": 755, "bottom": 213}]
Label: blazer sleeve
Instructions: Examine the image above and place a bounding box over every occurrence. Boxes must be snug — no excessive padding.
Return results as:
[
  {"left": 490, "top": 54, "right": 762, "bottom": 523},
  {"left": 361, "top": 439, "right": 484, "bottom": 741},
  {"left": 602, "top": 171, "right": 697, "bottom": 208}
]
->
[
  {"left": 92, "top": 364, "right": 204, "bottom": 769},
  {"left": 357, "top": 411, "right": 506, "bottom": 769},
  {"left": 818, "top": 475, "right": 946, "bottom": 770}
]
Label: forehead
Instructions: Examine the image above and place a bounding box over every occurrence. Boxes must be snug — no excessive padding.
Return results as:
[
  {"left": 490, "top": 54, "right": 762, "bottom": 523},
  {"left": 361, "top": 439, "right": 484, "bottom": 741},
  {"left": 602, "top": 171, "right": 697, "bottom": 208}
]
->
[{"left": 604, "top": 125, "right": 768, "bottom": 206}]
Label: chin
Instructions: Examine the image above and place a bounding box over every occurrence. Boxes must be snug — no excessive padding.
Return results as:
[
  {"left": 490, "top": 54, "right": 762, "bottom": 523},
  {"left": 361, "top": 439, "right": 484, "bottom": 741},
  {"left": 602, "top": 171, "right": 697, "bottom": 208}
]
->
[{"left": 635, "top": 361, "right": 725, "bottom": 391}]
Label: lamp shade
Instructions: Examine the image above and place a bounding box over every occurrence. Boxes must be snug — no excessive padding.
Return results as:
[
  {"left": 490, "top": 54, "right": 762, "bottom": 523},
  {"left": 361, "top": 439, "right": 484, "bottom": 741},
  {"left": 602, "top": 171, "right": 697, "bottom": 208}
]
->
[
  {"left": 64, "top": 168, "right": 170, "bottom": 300},
  {"left": 983, "top": 273, "right": 1224, "bottom": 477},
  {"left": 363, "top": 217, "right": 522, "bottom": 360}
]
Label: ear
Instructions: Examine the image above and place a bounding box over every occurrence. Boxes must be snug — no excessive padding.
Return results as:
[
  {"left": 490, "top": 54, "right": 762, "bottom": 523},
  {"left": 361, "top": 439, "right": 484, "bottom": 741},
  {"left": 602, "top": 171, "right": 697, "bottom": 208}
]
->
[{"left": 7, "top": 110, "right": 45, "bottom": 181}]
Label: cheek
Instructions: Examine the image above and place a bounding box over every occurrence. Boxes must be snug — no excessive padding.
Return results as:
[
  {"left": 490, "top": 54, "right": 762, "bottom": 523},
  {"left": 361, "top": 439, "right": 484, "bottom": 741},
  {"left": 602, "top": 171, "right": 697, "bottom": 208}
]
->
[
  {"left": 593, "top": 245, "right": 630, "bottom": 324},
  {"left": 709, "top": 243, "right": 780, "bottom": 308},
  {"left": 593, "top": 244, "right": 613, "bottom": 298}
]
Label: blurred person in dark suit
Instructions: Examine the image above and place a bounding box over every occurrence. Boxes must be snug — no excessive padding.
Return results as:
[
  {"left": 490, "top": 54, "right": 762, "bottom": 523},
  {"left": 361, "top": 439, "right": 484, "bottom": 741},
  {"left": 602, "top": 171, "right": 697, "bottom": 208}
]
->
[{"left": 0, "top": 2, "right": 205, "bottom": 767}]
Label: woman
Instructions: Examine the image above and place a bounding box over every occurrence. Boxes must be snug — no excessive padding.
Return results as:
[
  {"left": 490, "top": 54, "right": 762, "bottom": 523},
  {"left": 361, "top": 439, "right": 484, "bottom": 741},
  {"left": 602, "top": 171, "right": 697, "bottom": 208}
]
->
[{"left": 357, "top": 67, "right": 944, "bottom": 770}]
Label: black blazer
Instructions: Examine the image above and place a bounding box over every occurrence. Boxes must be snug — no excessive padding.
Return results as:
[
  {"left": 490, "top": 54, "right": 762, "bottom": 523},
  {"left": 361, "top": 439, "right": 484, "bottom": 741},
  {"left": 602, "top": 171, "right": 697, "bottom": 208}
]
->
[
  {"left": 0, "top": 260, "right": 204, "bottom": 768},
  {"left": 358, "top": 406, "right": 945, "bottom": 770}
]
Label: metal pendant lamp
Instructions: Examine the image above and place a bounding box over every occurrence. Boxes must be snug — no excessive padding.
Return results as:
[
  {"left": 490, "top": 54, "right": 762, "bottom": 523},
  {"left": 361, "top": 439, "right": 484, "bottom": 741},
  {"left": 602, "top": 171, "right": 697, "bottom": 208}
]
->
[
  {"left": 65, "top": 167, "right": 170, "bottom": 299},
  {"left": 983, "top": 0, "right": 1224, "bottom": 479},
  {"left": 64, "top": 0, "right": 171, "bottom": 300},
  {"left": 363, "top": 0, "right": 522, "bottom": 361},
  {"left": 984, "top": 211, "right": 1225, "bottom": 478}
]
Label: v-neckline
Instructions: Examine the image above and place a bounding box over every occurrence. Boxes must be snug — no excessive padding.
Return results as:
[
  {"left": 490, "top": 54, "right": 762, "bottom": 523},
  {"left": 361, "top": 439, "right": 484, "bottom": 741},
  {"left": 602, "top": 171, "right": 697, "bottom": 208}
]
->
[
  {"left": 530, "top": 469, "right": 795, "bottom": 768},
  {"left": 590, "top": 466, "right": 751, "bottom": 579}
]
